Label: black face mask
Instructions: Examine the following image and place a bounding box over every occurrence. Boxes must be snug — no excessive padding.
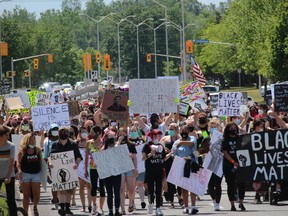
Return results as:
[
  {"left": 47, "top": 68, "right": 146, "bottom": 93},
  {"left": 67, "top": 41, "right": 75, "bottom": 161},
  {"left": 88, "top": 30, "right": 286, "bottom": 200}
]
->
[
  {"left": 151, "top": 120, "right": 158, "bottom": 129},
  {"left": 199, "top": 117, "right": 207, "bottom": 125},
  {"left": 106, "top": 138, "right": 116, "bottom": 145},
  {"left": 229, "top": 129, "right": 237, "bottom": 135},
  {"left": 181, "top": 132, "right": 189, "bottom": 140},
  {"left": 59, "top": 133, "right": 69, "bottom": 140},
  {"left": 188, "top": 126, "right": 195, "bottom": 132}
]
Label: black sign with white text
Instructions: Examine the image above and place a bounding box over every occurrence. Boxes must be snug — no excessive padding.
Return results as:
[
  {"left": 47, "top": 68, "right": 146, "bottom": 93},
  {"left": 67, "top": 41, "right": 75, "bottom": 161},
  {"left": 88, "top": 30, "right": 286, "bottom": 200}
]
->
[{"left": 274, "top": 84, "right": 288, "bottom": 112}]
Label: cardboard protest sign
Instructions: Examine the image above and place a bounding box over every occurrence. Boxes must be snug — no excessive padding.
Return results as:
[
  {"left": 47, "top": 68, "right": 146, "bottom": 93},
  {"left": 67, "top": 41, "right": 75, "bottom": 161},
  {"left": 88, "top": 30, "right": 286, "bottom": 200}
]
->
[
  {"left": 36, "top": 93, "right": 51, "bottom": 106},
  {"left": 92, "top": 144, "right": 135, "bottom": 179},
  {"left": 101, "top": 90, "right": 129, "bottom": 121},
  {"left": 50, "top": 151, "right": 79, "bottom": 191},
  {"left": 273, "top": 84, "right": 288, "bottom": 112},
  {"left": 5, "top": 97, "right": 25, "bottom": 110},
  {"left": 67, "top": 101, "right": 81, "bottom": 117},
  {"left": 237, "top": 130, "right": 288, "bottom": 182},
  {"left": 31, "top": 103, "right": 70, "bottom": 131},
  {"left": 78, "top": 148, "right": 90, "bottom": 183},
  {"left": 135, "top": 144, "right": 145, "bottom": 174},
  {"left": 180, "top": 81, "right": 206, "bottom": 105},
  {"left": 5, "top": 92, "right": 30, "bottom": 108},
  {"left": 203, "top": 131, "right": 223, "bottom": 177},
  {"left": 129, "top": 77, "right": 179, "bottom": 113},
  {"left": 167, "top": 156, "right": 212, "bottom": 196},
  {"left": 179, "top": 102, "right": 191, "bottom": 117},
  {"left": 217, "top": 92, "right": 242, "bottom": 116}
]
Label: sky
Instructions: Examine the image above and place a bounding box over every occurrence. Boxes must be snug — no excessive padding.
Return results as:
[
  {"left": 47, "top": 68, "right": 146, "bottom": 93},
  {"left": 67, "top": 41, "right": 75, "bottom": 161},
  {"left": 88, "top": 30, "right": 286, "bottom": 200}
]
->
[{"left": 0, "top": 0, "right": 225, "bottom": 17}]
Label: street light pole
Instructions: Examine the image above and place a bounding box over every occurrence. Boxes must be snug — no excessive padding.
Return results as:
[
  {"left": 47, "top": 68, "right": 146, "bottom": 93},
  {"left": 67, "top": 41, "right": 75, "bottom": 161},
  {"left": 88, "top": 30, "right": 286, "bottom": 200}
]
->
[{"left": 181, "top": 0, "right": 186, "bottom": 83}]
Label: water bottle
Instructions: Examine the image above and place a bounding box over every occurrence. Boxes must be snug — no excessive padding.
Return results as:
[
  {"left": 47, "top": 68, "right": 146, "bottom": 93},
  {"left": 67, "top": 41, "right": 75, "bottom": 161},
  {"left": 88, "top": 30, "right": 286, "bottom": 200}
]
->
[{"left": 231, "top": 165, "right": 237, "bottom": 173}]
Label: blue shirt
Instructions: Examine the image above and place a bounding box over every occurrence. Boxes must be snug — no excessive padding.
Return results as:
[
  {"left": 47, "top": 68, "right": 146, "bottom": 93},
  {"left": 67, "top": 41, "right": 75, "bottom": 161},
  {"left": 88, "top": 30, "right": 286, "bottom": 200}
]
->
[{"left": 172, "top": 136, "right": 198, "bottom": 163}]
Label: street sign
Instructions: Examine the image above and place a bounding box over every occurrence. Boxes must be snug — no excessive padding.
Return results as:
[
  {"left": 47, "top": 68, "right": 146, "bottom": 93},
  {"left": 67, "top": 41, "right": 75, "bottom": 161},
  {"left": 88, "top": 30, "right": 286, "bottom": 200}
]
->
[{"left": 193, "top": 39, "right": 209, "bottom": 43}]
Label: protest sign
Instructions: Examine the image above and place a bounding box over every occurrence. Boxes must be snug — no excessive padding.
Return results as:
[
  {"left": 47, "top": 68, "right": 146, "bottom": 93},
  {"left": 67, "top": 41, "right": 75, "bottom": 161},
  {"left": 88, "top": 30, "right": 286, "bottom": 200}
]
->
[
  {"left": 50, "top": 150, "right": 79, "bottom": 191},
  {"left": 180, "top": 80, "right": 206, "bottom": 105},
  {"left": 40, "top": 158, "right": 48, "bottom": 191},
  {"left": 273, "top": 84, "right": 288, "bottom": 112},
  {"left": 179, "top": 102, "right": 191, "bottom": 117},
  {"left": 0, "top": 79, "right": 10, "bottom": 95},
  {"left": 209, "top": 93, "right": 219, "bottom": 116},
  {"left": 70, "top": 83, "right": 98, "bottom": 100},
  {"left": 92, "top": 145, "right": 135, "bottom": 179},
  {"left": 129, "top": 77, "right": 179, "bottom": 113},
  {"left": 5, "top": 97, "right": 25, "bottom": 110},
  {"left": 101, "top": 90, "right": 129, "bottom": 121},
  {"left": 67, "top": 101, "right": 81, "bottom": 117},
  {"left": 78, "top": 148, "right": 90, "bottom": 183},
  {"left": 5, "top": 92, "right": 31, "bottom": 108},
  {"left": 31, "top": 103, "right": 70, "bottom": 131},
  {"left": 237, "top": 129, "right": 288, "bottom": 182},
  {"left": 203, "top": 131, "right": 223, "bottom": 177},
  {"left": 190, "top": 98, "right": 208, "bottom": 112},
  {"left": 36, "top": 93, "right": 51, "bottom": 106},
  {"left": 135, "top": 144, "right": 145, "bottom": 174},
  {"left": 217, "top": 92, "right": 241, "bottom": 116},
  {"left": 167, "top": 156, "right": 212, "bottom": 195}
]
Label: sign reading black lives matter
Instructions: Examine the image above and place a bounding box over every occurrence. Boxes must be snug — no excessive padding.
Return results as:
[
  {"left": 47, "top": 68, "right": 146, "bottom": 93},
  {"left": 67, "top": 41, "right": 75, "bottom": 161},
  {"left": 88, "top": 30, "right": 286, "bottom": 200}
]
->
[
  {"left": 273, "top": 84, "right": 288, "bottom": 112},
  {"left": 237, "top": 130, "right": 288, "bottom": 182},
  {"left": 217, "top": 92, "right": 241, "bottom": 116},
  {"left": 50, "top": 150, "right": 79, "bottom": 191}
]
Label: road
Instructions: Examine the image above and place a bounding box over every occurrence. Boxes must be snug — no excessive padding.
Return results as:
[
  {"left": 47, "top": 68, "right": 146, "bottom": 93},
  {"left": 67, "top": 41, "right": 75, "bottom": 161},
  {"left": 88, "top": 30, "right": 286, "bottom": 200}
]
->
[{"left": 17, "top": 182, "right": 288, "bottom": 216}]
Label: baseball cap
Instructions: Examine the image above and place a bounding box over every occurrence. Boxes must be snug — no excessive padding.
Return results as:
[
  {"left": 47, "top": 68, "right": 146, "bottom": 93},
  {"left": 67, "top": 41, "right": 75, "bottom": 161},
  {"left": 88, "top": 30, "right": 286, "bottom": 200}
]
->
[{"left": 50, "top": 123, "right": 59, "bottom": 129}]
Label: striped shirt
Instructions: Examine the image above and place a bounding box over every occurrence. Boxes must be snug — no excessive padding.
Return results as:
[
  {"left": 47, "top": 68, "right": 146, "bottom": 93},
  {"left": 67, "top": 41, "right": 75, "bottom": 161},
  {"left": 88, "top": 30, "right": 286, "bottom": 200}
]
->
[{"left": 0, "top": 141, "right": 15, "bottom": 180}]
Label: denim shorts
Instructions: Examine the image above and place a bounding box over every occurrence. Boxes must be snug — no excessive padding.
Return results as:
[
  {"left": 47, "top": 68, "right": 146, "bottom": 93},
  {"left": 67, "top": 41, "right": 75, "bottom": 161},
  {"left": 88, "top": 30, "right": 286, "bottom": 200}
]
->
[
  {"left": 122, "top": 169, "right": 134, "bottom": 177},
  {"left": 22, "top": 172, "right": 41, "bottom": 183},
  {"left": 136, "top": 172, "right": 145, "bottom": 182}
]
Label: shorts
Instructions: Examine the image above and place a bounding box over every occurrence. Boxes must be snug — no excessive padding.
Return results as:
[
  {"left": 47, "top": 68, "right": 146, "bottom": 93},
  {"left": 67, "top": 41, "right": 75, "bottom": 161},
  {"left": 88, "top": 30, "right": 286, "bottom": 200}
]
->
[
  {"left": 122, "top": 169, "right": 134, "bottom": 177},
  {"left": 22, "top": 172, "right": 41, "bottom": 183},
  {"left": 136, "top": 172, "right": 145, "bottom": 182}
]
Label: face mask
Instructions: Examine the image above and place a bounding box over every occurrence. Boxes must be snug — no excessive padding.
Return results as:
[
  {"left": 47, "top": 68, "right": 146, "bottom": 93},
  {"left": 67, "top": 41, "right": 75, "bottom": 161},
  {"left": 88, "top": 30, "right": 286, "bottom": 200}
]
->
[
  {"left": 22, "top": 125, "right": 30, "bottom": 131},
  {"left": 181, "top": 132, "right": 189, "bottom": 140},
  {"left": 258, "top": 109, "right": 264, "bottom": 115},
  {"left": 59, "top": 133, "right": 69, "bottom": 140},
  {"left": 235, "top": 119, "right": 241, "bottom": 125},
  {"left": 81, "top": 132, "right": 88, "bottom": 139},
  {"left": 110, "top": 122, "right": 117, "bottom": 127},
  {"left": 51, "top": 130, "right": 59, "bottom": 137},
  {"left": 258, "top": 128, "right": 263, "bottom": 132},
  {"left": 210, "top": 127, "right": 218, "bottom": 134},
  {"left": 199, "top": 117, "right": 207, "bottom": 125},
  {"left": 130, "top": 132, "right": 138, "bottom": 139},
  {"left": 188, "top": 126, "right": 195, "bottom": 132},
  {"left": 106, "top": 138, "right": 116, "bottom": 145},
  {"left": 168, "top": 130, "right": 175, "bottom": 137},
  {"left": 229, "top": 129, "right": 237, "bottom": 135},
  {"left": 153, "top": 139, "right": 159, "bottom": 144},
  {"left": 29, "top": 144, "right": 35, "bottom": 149}
]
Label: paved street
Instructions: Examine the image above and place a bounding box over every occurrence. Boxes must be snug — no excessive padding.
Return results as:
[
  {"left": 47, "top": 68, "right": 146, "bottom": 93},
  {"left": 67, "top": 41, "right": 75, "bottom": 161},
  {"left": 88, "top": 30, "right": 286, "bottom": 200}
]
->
[{"left": 16, "top": 182, "right": 288, "bottom": 216}]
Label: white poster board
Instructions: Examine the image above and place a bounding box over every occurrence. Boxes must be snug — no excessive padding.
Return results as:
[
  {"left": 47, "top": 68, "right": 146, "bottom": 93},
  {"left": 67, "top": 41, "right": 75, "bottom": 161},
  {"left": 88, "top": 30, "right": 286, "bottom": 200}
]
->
[
  {"left": 217, "top": 92, "right": 242, "bottom": 116},
  {"left": 92, "top": 145, "right": 135, "bottom": 179},
  {"left": 50, "top": 150, "right": 79, "bottom": 191},
  {"left": 135, "top": 144, "right": 145, "bottom": 174},
  {"left": 31, "top": 103, "right": 70, "bottom": 131},
  {"left": 36, "top": 93, "right": 51, "bottom": 106},
  {"left": 129, "top": 77, "right": 179, "bottom": 113},
  {"left": 5, "top": 92, "right": 31, "bottom": 108},
  {"left": 78, "top": 148, "right": 90, "bottom": 183},
  {"left": 167, "top": 156, "right": 212, "bottom": 196},
  {"left": 190, "top": 98, "right": 208, "bottom": 112},
  {"left": 180, "top": 81, "right": 206, "bottom": 105}
]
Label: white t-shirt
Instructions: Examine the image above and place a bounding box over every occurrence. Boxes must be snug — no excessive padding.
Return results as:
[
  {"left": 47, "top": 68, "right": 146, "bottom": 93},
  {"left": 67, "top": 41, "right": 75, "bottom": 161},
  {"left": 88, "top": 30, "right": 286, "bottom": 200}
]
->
[{"left": 144, "top": 122, "right": 167, "bottom": 141}]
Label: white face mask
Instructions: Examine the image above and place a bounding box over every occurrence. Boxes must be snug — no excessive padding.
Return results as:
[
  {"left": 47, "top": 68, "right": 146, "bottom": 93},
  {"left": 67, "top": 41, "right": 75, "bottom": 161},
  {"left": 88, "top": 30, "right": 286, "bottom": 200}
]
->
[
  {"left": 51, "top": 130, "right": 59, "bottom": 137},
  {"left": 81, "top": 132, "right": 88, "bottom": 139},
  {"left": 29, "top": 144, "right": 35, "bottom": 149},
  {"left": 258, "top": 128, "right": 263, "bottom": 132},
  {"left": 22, "top": 125, "right": 30, "bottom": 131},
  {"left": 258, "top": 109, "right": 264, "bottom": 115}
]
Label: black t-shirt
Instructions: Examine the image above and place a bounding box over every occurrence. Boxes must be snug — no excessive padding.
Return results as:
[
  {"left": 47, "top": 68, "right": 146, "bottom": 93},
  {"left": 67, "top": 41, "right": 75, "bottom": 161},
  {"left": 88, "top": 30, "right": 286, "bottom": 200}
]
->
[
  {"left": 221, "top": 137, "right": 240, "bottom": 170},
  {"left": 124, "top": 143, "right": 137, "bottom": 154},
  {"left": 50, "top": 139, "right": 82, "bottom": 161},
  {"left": 142, "top": 141, "right": 166, "bottom": 174},
  {"left": 21, "top": 148, "right": 41, "bottom": 174}
]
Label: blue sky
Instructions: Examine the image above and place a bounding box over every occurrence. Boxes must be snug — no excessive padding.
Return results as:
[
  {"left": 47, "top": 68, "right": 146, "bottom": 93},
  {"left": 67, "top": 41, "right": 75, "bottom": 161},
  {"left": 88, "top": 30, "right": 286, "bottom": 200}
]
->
[{"left": 1, "top": 0, "right": 225, "bottom": 17}]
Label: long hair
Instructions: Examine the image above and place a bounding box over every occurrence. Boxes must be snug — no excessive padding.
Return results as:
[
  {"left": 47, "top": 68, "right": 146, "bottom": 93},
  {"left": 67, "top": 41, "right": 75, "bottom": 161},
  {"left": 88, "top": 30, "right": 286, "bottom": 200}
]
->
[
  {"left": 102, "top": 130, "right": 116, "bottom": 150},
  {"left": 223, "top": 122, "right": 239, "bottom": 142},
  {"left": 20, "top": 133, "right": 39, "bottom": 154},
  {"left": 117, "top": 127, "right": 132, "bottom": 145}
]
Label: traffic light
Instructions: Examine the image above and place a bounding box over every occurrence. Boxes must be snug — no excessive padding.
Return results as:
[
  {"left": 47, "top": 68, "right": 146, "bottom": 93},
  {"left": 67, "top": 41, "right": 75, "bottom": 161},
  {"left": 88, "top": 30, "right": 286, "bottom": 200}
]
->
[
  {"left": 34, "top": 58, "right": 39, "bottom": 70},
  {"left": 0, "top": 42, "right": 8, "bottom": 56},
  {"left": 186, "top": 40, "right": 193, "bottom": 54},
  {"left": 24, "top": 70, "right": 31, "bottom": 77},
  {"left": 47, "top": 54, "right": 53, "bottom": 63},
  {"left": 103, "top": 54, "right": 111, "bottom": 71},
  {"left": 6, "top": 71, "right": 16, "bottom": 78},
  {"left": 83, "top": 54, "right": 92, "bottom": 71},
  {"left": 96, "top": 52, "right": 101, "bottom": 63},
  {"left": 146, "top": 54, "right": 152, "bottom": 63}
]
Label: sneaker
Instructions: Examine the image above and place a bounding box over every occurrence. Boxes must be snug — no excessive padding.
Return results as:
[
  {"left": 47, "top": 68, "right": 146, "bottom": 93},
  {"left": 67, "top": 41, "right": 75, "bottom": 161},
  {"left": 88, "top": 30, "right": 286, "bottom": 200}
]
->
[
  {"left": 147, "top": 204, "right": 153, "bottom": 214},
  {"left": 92, "top": 205, "right": 97, "bottom": 215},
  {"left": 231, "top": 206, "right": 236, "bottom": 211},
  {"left": 141, "top": 202, "right": 146, "bottom": 209},
  {"left": 52, "top": 203, "right": 59, "bottom": 210},
  {"left": 214, "top": 203, "right": 220, "bottom": 211},
  {"left": 108, "top": 211, "right": 114, "bottom": 216},
  {"left": 156, "top": 208, "right": 163, "bottom": 216},
  {"left": 65, "top": 209, "right": 73, "bottom": 215},
  {"left": 238, "top": 204, "right": 246, "bottom": 211},
  {"left": 190, "top": 208, "right": 199, "bottom": 215},
  {"left": 183, "top": 208, "right": 189, "bottom": 214},
  {"left": 58, "top": 209, "right": 66, "bottom": 216},
  {"left": 179, "top": 198, "right": 184, "bottom": 207},
  {"left": 114, "top": 211, "right": 121, "bottom": 216},
  {"left": 97, "top": 209, "right": 104, "bottom": 216}
]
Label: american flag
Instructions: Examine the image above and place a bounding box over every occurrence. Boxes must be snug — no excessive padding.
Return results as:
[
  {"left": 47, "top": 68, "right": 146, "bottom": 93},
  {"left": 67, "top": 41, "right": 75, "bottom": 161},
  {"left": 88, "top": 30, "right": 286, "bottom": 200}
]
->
[{"left": 190, "top": 55, "right": 206, "bottom": 86}]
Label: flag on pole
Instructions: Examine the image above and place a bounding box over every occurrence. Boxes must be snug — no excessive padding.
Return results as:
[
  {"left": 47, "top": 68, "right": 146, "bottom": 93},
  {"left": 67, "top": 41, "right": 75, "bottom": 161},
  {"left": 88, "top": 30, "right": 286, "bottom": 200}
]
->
[{"left": 190, "top": 55, "right": 206, "bottom": 86}]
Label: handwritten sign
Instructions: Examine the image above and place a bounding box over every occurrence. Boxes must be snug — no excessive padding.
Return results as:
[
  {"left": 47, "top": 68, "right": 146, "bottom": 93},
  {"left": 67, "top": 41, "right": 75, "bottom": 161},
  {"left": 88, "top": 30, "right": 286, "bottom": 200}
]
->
[
  {"left": 70, "top": 83, "right": 98, "bottom": 100},
  {"left": 167, "top": 156, "right": 212, "bottom": 196},
  {"left": 31, "top": 103, "right": 70, "bottom": 131},
  {"left": 101, "top": 90, "right": 129, "bottom": 121},
  {"left": 92, "top": 145, "right": 135, "bottom": 179},
  {"left": 50, "top": 151, "right": 79, "bottom": 191},
  {"left": 67, "top": 101, "right": 81, "bottom": 117},
  {"left": 217, "top": 92, "right": 241, "bottom": 116},
  {"left": 129, "top": 77, "right": 179, "bottom": 113},
  {"left": 135, "top": 144, "right": 145, "bottom": 174},
  {"left": 179, "top": 102, "right": 191, "bottom": 117},
  {"left": 78, "top": 148, "right": 90, "bottom": 183},
  {"left": 180, "top": 81, "right": 206, "bottom": 105},
  {"left": 5, "top": 92, "right": 31, "bottom": 108},
  {"left": 190, "top": 98, "right": 207, "bottom": 112},
  {"left": 273, "top": 84, "right": 288, "bottom": 112},
  {"left": 5, "top": 97, "right": 25, "bottom": 110},
  {"left": 36, "top": 93, "right": 51, "bottom": 106}
]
